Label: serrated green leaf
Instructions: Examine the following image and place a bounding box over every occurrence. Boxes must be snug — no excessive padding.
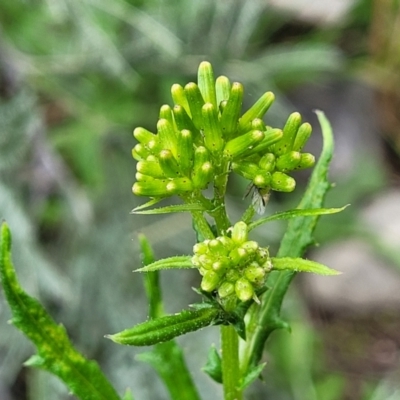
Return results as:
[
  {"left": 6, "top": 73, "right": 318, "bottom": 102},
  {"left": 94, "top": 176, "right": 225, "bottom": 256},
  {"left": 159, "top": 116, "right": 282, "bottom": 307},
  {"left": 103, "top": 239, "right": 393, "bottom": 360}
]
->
[
  {"left": 239, "top": 362, "right": 266, "bottom": 390},
  {"left": 202, "top": 346, "right": 222, "bottom": 383},
  {"left": 248, "top": 205, "right": 348, "bottom": 231},
  {"left": 135, "top": 255, "right": 194, "bottom": 272},
  {"left": 271, "top": 257, "right": 341, "bottom": 275},
  {"left": 132, "top": 203, "right": 207, "bottom": 214},
  {"left": 106, "top": 307, "right": 219, "bottom": 346},
  {"left": 0, "top": 222, "right": 121, "bottom": 400}
]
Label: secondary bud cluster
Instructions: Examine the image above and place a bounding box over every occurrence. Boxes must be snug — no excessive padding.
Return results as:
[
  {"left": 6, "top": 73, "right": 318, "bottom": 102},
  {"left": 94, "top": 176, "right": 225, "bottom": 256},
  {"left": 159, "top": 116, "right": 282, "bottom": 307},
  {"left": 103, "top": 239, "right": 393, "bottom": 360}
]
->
[
  {"left": 232, "top": 114, "right": 315, "bottom": 196},
  {"left": 131, "top": 61, "right": 315, "bottom": 201},
  {"left": 191, "top": 222, "right": 272, "bottom": 302}
]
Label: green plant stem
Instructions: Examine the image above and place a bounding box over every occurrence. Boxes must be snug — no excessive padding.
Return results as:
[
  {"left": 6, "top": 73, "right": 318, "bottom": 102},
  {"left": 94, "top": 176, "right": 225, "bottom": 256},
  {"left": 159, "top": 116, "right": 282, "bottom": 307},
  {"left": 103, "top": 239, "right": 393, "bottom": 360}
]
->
[
  {"left": 211, "top": 160, "right": 231, "bottom": 234},
  {"left": 221, "top": 325, "right": 242, "bottom": 400}
]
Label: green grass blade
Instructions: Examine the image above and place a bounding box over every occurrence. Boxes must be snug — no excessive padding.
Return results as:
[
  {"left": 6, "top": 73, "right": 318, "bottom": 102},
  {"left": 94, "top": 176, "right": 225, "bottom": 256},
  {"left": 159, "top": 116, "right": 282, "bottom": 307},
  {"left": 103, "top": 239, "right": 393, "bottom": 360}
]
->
[
  {"left": 244, "top": 111, "right": 336, "bottom": 371},
  {"left": 0, "top": 222, "right": 121, "bottom": 400}
]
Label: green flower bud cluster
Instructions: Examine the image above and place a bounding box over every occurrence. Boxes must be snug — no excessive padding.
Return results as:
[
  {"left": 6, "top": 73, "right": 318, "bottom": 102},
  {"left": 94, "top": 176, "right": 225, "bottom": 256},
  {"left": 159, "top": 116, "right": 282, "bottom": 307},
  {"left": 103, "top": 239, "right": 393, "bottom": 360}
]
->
[
  {"left": 231, "top": 113, "right": 315, "bottom": 197},
  {"left": 131, "top": 61, "right": 315, "bottom": 201},
  {"left": 191, "top": 221, "right": 272, "bottom": 302}
]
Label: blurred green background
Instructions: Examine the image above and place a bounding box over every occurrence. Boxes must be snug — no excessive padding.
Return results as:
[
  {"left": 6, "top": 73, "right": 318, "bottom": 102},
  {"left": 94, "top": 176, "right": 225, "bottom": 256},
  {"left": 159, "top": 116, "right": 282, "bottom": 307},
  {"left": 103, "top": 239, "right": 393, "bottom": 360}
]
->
[{"left": 1, "top": 0, "right": 400, "bottom": 399}]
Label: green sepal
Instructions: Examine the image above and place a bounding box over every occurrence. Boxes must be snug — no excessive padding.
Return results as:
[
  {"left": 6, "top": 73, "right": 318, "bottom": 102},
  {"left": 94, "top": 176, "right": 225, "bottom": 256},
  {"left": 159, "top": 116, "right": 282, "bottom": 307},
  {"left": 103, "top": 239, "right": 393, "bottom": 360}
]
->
[
  {"left": 159, "top": 149, "right": 182, "bottom": 178},
  {"left": 198, "top": 61, "right": 217, "bottom": 109},
  {"left": 223, "top": 130, "right": 264, "bottom": 159},
  {"left": 202, "top": 103, "right": 224, "bottom": 153},
  {"left": 157, "top": 119, "right": 178, "bottom": 158},
  {"left": 159, "top": 104, "right": 174, "bottom": 127},
  {"left": 135, "top": 255, "right": 194, "bottom": 272},
  {"left": 171, "top": 84, "right": 191, "bottom": 116},
  {"left": 275, "top": 151, "right": 301, "bottom": 172},
  {"left": 274, "top": 112, "right": 302, "bottom": 156},
  {"left": 270, "top": 171, "right": 296, "bottom": 192},
  {"left": 248, "top": 205, "right": 348, "bottom": 231},
  {"left": 293, "top": 122, "right": 312, "bottom": 151},
  {"left": 184, "top": 82, "right": 205, "bottom": 130},
  {"left": 137, "top": 160, "right": 166, "bottom": 179},
  {"left": 0, "top": 223, "right": 121, "bottom": 400},
  {"left": 243, "top": 128, "right": 283, "bottom": 157},
  {"left": 239, "top": 363, "right": 267, "bottom": 390},
  {"left": 238, "top": 91, "right": 275, "bottom": 133},
  {"left": 176, "top": 129, "right": 194, "bottom": 176},
  {"left": 220, "top": 82, "right": 244, "bottom": 139},
  {"left": 202, "top": 346, "right": 223, "bottom": 383},
  {"left": 106, "top": 307, "right": 219, "bottom": 346},
  {"left": 132, "top": 179, "right": 169, "bottom": 197},
  {"left": 215, "top": 76, "right": 231, "bottom": 107},
  {"left": 296, "top": 153, "right": 316, "bottom": 170},
  {"left": 133, "top": 127, "right": 157, "bottom": 145},
  {"left": 271, "top": 257, "right": 341, "bottom": 275},
  {"left": 133, "top": 203, "right": 207, "bottom": 215}
]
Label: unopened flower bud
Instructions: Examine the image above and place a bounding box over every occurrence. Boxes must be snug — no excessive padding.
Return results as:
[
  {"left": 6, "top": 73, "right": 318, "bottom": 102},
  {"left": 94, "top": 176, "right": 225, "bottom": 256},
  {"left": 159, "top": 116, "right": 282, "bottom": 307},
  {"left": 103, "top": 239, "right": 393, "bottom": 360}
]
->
[
  {"left": 224, "top": 130, "right": 264, "bottom": 159},
  {"left": 218, "top": 281, "right": 235, "bottom": 298},
  {"left": 274, "top": 112, "right": 302, "bottom": 156},
  {"left": 293, "top": 122, "right": 312, "bottom": 152},
  {"left": 201, "top": 270, "right": 221, "bottom": 292},
  {"left": 276, "top": 151, "right": 301, "bottom": 172},
  {"left": 231, "top": 221, "right": 248, "bottom": 244},
  {"left": 296, "top": 153, "right": 315, "bottom": 170},
  {"left": 215, "top": 76, "right": 231, "bottom": 106},
  {"left": 202, "top": 103, "right": 224, "bottom": 153},
  {"left": 235, "top": 277, "right": 254, "bottom": 302},
  {"left": 171, "top": 84, "right": 190, "bottom": 116},
  {"left": 271, "top": 172, "right": 296, "bottom": 192},
  {"left": 238, "top": 91, "right": 275, "bottom": 133},
  {"left": 220, "top": 82, "right": 244, "bottom": 140},
  {"left": 184, "top": 82, "right": 205, "bottom": 130},
  {"left": 198, "top": 61, "right": 217, "bottom": 109}
]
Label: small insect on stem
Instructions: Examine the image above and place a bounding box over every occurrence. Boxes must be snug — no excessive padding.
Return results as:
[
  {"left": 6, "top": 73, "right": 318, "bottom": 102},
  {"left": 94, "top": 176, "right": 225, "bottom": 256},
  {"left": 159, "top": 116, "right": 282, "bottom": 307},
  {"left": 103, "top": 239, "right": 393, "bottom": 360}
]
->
[{"left": 244, "top": 184, "right": 271, "bottom": 214}]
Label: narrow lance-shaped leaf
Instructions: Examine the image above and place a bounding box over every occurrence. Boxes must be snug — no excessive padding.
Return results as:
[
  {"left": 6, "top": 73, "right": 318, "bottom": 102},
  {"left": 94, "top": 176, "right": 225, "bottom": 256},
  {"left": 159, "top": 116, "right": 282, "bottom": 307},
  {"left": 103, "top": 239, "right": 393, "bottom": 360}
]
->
[
  {"left": 0, "top": 222, "right": 121, "bottom": 400},
  {"left": 248, "top": 205, "right": 348, "bottom": 231},
  {"left": 271, "top": 257, "right": 341, "bottom": 275},
  {"left": 132, "top": 203, "right": 207, "bottom": 215},
  {"left": 106, "top": 308, "right": 219, "bottom": 346},
  {"left": 135, "top": 255, "right": 194, "bottom": 272}
]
